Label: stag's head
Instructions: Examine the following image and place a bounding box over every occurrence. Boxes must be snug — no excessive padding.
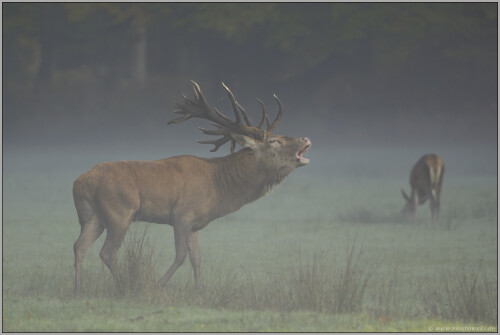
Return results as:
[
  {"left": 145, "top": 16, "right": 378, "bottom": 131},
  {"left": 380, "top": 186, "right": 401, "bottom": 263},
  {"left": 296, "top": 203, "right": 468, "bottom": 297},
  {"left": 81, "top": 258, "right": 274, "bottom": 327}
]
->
[{"left": 169, "top": 81, "right": 311, "bottom": 174}]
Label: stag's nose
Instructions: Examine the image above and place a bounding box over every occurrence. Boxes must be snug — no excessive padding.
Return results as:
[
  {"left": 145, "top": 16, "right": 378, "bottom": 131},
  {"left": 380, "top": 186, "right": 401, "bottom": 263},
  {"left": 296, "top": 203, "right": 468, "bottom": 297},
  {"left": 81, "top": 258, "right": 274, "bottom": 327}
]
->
[{"left": 302, "top": 137, "right": 311, "bottom": 144}]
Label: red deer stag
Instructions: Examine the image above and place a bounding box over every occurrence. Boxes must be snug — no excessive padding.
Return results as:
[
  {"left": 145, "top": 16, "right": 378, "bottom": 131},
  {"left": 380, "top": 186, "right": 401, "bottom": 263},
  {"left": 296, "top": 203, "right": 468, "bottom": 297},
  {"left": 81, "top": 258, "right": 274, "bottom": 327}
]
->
[
  {"left": 401, "top": 154, "right": 444, "bottom": 223},
  {"left": 73, "top": 81, "right": 311, "bottom": 293}
]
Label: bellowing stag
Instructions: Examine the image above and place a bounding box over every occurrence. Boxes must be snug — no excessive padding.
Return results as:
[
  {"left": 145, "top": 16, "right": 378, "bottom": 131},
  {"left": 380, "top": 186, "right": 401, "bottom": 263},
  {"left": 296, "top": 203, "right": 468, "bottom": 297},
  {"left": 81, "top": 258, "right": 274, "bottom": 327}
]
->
[
  {"left": 73, "top": 81, "right": 311, "bottom": 293},
  {"left": 401, "top": 154, "right": 444, "bottom": 222}
]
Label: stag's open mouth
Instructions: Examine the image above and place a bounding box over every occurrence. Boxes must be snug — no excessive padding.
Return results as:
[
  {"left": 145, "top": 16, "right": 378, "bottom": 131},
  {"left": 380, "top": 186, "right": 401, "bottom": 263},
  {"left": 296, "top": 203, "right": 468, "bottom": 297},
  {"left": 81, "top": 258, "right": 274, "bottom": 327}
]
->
[{"left": 296, "top": 138, "right": 311, "bottom": 165}]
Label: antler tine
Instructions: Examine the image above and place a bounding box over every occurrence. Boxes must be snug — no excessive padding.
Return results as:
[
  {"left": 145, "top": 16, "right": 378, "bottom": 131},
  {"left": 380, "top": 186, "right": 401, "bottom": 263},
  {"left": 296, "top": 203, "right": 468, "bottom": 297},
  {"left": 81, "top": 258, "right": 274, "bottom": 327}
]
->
[
  {"left": 213, "top": 107, "right": 232, "bottom": 123},
  {"left": 236, "top": 101, "right": 253, "bottom": 127},
  {"left": 168, "top": 113, "right": 191, "bottom": 125},
  {"left": 191, "top": 80, "right": 215, "bottom": 114},
  {"left": 199, "top": 123, "right": 229, "bottom": 136},
  {"left": 256, "top": 98, "right": 268, "bottom": 130},
  {"left": 170, "top": 81, "right": 267, "bottom": 152},
  {"left": 267, "top": 94, "right": 283, "bottom": 133},
  {"left": 190, "top": 80, "right": 202, "bottom": 100},
  {"left": 199, "top": 135, "right": 234, "bottom": 153},
  {"left": 222, "top": 82, "right": 253, "bottom": 126},
  {"left": 168, "top": 100, "right": 192, "bottom": 124}
]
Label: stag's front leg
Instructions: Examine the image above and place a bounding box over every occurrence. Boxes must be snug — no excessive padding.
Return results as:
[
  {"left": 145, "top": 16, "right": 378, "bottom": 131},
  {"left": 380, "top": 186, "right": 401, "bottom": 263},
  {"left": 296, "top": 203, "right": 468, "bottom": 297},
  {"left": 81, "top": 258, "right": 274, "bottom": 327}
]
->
[
  {"left": 187, "top": 230, "right": 201, "bottom": 289},
  {"left": 158, "top": 223, "right": 191, "bottom": 287}
]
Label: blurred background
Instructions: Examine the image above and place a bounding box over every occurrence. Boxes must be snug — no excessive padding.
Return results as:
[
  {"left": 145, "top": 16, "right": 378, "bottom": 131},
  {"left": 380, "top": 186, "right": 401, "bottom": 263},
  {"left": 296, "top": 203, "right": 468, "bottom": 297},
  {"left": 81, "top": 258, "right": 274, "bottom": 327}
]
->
[{"left": 3, "top": 3, "right": 498, "bottom": 176}]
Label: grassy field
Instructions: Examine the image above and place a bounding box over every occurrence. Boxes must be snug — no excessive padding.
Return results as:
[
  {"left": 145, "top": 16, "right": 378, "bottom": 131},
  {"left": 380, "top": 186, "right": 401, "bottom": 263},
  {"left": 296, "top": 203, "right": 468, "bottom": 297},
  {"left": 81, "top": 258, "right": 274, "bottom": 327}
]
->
[{"left": 2, "top": 148, "right": 497, "bottom": 332}]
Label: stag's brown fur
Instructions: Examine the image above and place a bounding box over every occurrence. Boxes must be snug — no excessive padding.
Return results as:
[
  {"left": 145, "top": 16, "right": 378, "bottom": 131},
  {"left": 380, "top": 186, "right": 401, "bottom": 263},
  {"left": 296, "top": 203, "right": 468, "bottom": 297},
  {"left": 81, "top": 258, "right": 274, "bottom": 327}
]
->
[
  {"left": 73, "top": 83, "right": 310, "bottom": 294},
  {"left": 401, "top": 154, "right": 444, "bottom": 222}
]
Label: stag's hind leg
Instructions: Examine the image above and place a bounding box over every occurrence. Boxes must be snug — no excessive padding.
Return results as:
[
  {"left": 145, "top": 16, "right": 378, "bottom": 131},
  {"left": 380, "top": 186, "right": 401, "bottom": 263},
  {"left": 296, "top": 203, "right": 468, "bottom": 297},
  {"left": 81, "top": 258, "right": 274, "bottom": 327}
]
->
[
  {"left": 74, "top": 199, "right": 104, "bottom": 295},
  {"left": 98, "top": 208, "right": 137, "bottom": 277}
]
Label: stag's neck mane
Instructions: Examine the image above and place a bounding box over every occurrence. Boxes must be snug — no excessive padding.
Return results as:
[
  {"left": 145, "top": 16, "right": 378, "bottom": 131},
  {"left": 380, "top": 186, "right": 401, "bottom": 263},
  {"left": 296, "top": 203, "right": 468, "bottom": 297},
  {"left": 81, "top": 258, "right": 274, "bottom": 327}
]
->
[{"left": 210, "top": 148, "right": 287, "bottom": 212}]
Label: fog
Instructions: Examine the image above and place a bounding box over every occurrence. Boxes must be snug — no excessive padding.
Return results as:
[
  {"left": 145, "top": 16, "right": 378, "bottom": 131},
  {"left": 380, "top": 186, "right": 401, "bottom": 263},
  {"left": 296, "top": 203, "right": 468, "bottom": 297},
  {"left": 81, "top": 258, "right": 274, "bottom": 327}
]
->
[
  {"left": 4, "top": 4, "right": 497, "bottom": 182},
  {"left": 2, "top": 5, "right": 498, "bottom": 330},
  {"left": 3, "top": 74, "right": 497, "bottom": 180},
  {"left": 3, "top": 92, "right": 497, "bottom": 181}
]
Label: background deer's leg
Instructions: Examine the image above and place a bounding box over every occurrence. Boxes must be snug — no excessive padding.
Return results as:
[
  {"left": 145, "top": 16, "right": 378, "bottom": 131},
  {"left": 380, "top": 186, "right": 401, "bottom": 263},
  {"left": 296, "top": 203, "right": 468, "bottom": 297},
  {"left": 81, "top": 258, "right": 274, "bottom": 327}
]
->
[
  {"left": 187, "top": 230, "right": 201, "bottom": 289},
  {"left": 410, "top": 188, "right": 418, "bottom": 220},
  {"left": 435, "top": 199, "right": 440, "bottom": 222},
  {"left": 429, "top": 196, "right": 440, "bottom": 223},
  {"left": 434, "top": 170, "right": 444, "bottom": 223},
  {"left": 158, "top": 224, "right": 191, "bottom": 287}
]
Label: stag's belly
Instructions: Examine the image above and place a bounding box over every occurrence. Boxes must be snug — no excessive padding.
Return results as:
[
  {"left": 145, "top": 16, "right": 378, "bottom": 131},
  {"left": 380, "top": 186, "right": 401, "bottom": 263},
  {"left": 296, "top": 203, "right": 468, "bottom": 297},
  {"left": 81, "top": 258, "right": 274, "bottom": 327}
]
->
[
  {"left": 135, "top": 199, "right": 173, "bottom": 224},
  {"left": 134, "top": 193, "right": 219, "bottom": 228}
]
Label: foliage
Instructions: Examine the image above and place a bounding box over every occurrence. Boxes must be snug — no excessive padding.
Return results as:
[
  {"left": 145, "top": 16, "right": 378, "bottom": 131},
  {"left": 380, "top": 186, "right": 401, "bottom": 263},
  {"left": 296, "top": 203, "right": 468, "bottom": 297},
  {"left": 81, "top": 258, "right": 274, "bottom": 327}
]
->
[{"left": 3, "top": 3, "right": 496, "bottom": 86}]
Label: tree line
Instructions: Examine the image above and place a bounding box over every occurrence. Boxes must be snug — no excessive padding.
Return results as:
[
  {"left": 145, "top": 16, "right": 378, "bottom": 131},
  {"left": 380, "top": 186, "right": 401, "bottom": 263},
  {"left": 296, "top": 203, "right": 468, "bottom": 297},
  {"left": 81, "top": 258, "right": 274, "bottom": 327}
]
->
[{"left": 3, "top": 3, "right": 497, "bottom": 123}]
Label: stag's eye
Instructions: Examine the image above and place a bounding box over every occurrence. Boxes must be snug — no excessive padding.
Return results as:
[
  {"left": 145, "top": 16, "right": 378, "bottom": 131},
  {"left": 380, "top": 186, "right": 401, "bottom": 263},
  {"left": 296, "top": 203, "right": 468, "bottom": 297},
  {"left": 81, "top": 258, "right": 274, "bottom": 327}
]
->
[{"left": 268, "top": 139, "right": 282, "bottom": 145}]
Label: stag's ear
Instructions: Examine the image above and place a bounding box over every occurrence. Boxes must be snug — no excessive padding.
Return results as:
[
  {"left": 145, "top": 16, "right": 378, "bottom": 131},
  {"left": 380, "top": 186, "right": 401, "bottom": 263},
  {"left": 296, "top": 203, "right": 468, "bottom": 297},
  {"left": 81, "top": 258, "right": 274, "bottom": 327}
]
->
[{"left": 231, "top": 133, "right": 256, "bottom": 149}]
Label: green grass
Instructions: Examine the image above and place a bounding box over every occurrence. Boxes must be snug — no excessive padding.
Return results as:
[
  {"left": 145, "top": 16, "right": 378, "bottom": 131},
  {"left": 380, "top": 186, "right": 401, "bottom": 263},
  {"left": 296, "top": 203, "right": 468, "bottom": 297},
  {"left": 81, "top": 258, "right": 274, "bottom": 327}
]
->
[
  {"left": 3, "top": 297, "right": 496, "bottom": 332},
  {"left": 2, "top": 151, "right": 498, "bottom": 332}
]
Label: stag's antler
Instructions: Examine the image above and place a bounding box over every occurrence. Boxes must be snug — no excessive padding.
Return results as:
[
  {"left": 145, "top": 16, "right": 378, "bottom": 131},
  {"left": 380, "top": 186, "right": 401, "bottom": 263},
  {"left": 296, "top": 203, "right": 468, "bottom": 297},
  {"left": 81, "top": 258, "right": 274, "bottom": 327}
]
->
[{"left": 169, "top": 81, "right": 283, "bottom": 153}]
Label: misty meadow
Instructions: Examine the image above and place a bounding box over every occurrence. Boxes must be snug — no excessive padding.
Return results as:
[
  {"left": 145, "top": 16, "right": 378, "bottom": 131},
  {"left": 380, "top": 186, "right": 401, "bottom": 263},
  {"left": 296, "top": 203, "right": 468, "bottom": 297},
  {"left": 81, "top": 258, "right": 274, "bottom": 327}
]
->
[{"left": 3, "top": 3, "right": 497, "bottom": 332}]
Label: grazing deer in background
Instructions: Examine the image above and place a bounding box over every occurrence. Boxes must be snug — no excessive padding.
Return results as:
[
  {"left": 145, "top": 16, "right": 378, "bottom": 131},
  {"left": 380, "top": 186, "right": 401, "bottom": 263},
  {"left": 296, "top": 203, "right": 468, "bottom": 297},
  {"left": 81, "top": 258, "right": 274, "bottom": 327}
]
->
[
  {"left": 401, "top": 154, "right": 444, "bottom": 223},
  {"left": 73, "top": 81, "right": 311, "bottom": 294}
]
